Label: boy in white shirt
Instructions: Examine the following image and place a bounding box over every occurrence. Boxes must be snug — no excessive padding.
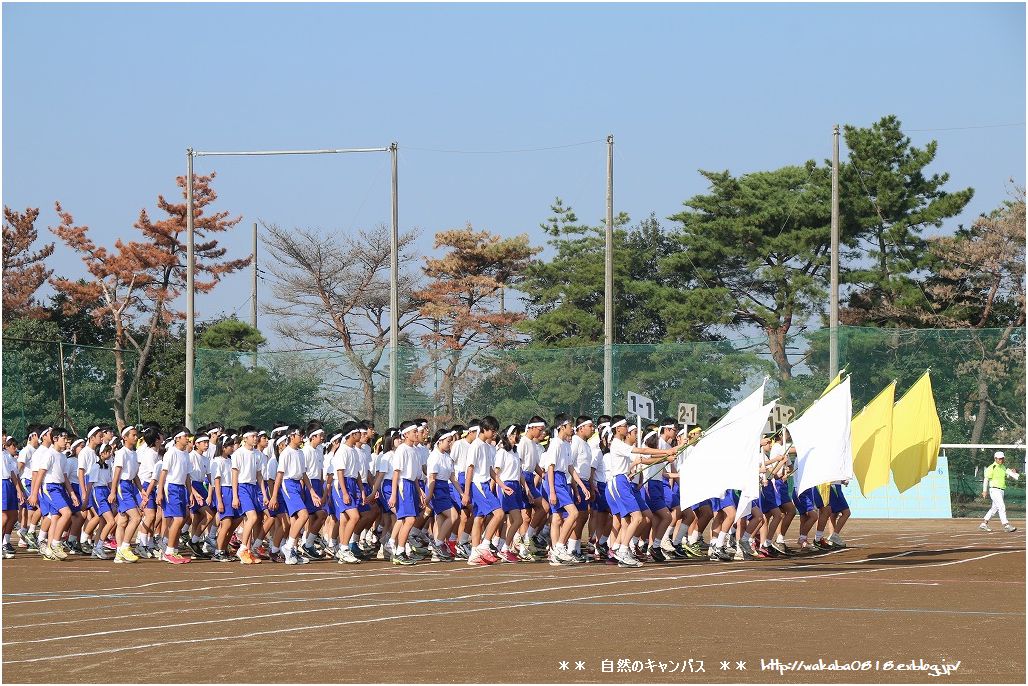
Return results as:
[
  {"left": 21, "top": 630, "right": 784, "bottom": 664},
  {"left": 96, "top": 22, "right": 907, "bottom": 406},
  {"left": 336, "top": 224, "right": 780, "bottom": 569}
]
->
[{"left": 155, "top": 429, "right": 194, "bottom": 564}]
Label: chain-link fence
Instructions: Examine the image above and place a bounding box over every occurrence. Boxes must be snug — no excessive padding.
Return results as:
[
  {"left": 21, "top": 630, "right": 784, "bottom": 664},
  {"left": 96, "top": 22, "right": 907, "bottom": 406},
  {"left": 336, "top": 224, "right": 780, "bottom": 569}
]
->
[{"left": 4, "top": 325, "right": 1025, "bottom": 517}]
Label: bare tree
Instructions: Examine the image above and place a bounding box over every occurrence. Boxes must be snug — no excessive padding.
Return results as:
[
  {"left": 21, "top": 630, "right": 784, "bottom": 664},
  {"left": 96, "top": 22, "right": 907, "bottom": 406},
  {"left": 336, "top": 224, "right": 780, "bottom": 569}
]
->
[{"left": 261, "top": 222, "right": 423, "bottom": 422}]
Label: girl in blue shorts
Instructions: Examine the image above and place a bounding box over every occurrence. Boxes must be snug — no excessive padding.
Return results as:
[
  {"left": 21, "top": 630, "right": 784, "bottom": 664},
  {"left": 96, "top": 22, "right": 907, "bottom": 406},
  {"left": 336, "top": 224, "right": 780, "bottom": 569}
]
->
[{"left": 425, "top": 428, "right": 460, "bottom": 562}]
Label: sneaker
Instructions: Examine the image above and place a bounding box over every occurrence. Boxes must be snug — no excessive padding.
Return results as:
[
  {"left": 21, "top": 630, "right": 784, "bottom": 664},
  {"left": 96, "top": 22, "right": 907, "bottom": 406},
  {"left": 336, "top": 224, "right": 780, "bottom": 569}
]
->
[
  {"left": 17, "top": 533, "right": 28, "bottom": 548},
  {"left": 254, "top": 543, "right": 270, "bottom": 559},
  {"left": 239, "top": 548, "right": 255, "bottom": 565},
  {"left": 764, "top": 544, "right": 781, "bottom": 558},
  {"left": 479, "top": 549, "right": 498, "bottom": 564},
  {"left": 649, "top": 547, "right": 667, "bottom": 563},
  {"left": 499, "top": 550, "right": 519, "bottom": 563},
  {"left": 755, "top": 546, "right": 770, "bottom": 559},
  {"left": 617, "top": 552, "right": 643, "bottom": 568},
  {"left": 707, "top": 545, "right": 718, "bottom": 561},
  {"left": 92, "top": 545, "right": 109, "bottom": 560},
  {"left": 525, "top": 536, "right": 539, "bottom": 554},
  {"left": 80, "top": 541, "right": 93, "bottom": 555},
  {"left": 269, "top": 551, "right": 286, "bottom": 563},
  {"left": 816, "top": 538, "right": 834, "bottom": 550},
  {"left": 1004, "top": 524, "right": 1018, "bottom": 533},
  {"left": 392, "top": 552, "right": 416, "bottom": 566},
  {"left": 113, "top": 549, "right": 129, "bottom": 563},
  {"left": 572, "top": 551, "right": 589, "bottom": 564},
  {"left": 596, "top": 542, "right": 609, "bottom": 558},
  {"left": 164, "top": 552, "right": 191, "bottom": 564},
  {"left": 829, "top": 533, "right": 845, "bottom": 547},
  {"left": 301, "top": 544, "right": 323, "bottom": 561},
  {"left": 338, "top": 549, "right": 361, "bottom": 564},
  {"left": 770, "top": 541, "right": 789, "bottom": 556},
  {"left": 25, "top": 532, "right": 39, "bottom": 550},
  {"left": 548, "top": 551, "right": 563, "bottom": 567},
  {"left": 117, "top": 547, "right": 138, "bottom": 563},
  {"left": 733, "top": 545, "right": 746, "bottom": 561},
  {"left": 50, "top": 542, "right": 68, "bottom": 560},
  {"left": 284, "top": 550, "right": 300, "bottom": 565},
  {"left": 715, "top": 546, "right": 734, "bottom": 562},
  {"left": 2, "top": 543, "right": 15, "bottom": 559},
  {"left": 979, "top": 522, "right": 992, "bottom": 532},
  {"left": 446, "top": 540, "right": 458, "bottom": 557}
]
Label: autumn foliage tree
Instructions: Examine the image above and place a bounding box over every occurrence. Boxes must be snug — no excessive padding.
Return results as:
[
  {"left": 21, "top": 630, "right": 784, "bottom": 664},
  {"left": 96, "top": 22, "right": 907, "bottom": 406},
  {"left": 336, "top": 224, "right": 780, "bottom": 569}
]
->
[
  {"left": 418, "top": 225, "right": 540, "bottom": 420},
  {"left": 2, "top": 206, "right": 55, "bottom": 322},
  {"left": 50, "top": 173, "right": 248, "bottom": 428}
]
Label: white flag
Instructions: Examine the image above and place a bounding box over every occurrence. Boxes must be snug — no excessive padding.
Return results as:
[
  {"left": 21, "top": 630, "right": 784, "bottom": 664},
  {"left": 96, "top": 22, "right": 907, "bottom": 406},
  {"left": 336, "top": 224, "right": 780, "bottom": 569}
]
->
[
  {"left": 679, "top": 399, "right": 776, "bottom": 510},
  {"left": 789, "top": 377, "right": 855, "bottom": 495},
  {"left": 734, "top": 449, "right": 764, "bottom": 525}
]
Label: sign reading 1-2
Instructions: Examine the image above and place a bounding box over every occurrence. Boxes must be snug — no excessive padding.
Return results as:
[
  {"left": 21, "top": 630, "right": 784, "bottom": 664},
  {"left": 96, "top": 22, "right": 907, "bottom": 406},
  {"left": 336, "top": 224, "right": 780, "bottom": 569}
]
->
[{"left": 627, "top": 392, "right": 655, "bottom": 421}]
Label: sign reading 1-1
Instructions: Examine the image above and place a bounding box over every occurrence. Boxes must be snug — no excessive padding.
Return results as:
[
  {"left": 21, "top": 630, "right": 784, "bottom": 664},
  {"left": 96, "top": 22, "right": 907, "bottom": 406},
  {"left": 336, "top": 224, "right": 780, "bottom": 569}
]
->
[{"left": 627, "top": 392, "right": 655, "bottom": 421}]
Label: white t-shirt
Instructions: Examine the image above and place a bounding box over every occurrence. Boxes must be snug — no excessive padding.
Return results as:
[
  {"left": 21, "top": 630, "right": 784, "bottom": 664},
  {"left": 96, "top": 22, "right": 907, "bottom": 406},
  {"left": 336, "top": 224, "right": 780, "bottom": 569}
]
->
[
  {"left": 189, "top": 451, "right": 209, "bottom": 483},
  {"left": 517, "top": 436, "right": 541, "bottom": 473},
  {"left": 427, "top": 448, "right": 454, "bottom": 481},
  {"left": 608, "top": 438, "right": 637, "bottom": 477},
  {"left": 332, "top": 445, "right": 360, "bottom": 480},
  {"left": 415, "top": 445, "right": 429, "bottom": 480},
  {"left": 77, "top": 445, "right": 98, "bottom": 482},
  {"left": 452, "top": 438, "right": 473, "bottom": 474},
  {"left": 393, "top": 444, "right": 420, "bottom": 481},
  {"left": 87, "top": 455, "right": 112, "bottom": 486},
  {"left": 113, "top": 446, "right": 139, "bottom": 481},
  {"left": 540, "top": 438, "right": 573, "bottom": 475},
  {"left": 35, "top": 446, "right": 66, "bottom": 484},
  {"left": 376, "top": 450, "right": 393, "bottom": 477},
  {"left": 302, "top": 443, "right": 324, "bottom": 481},
  {"left": 64, "top": 453, "right": 79, "bottom": 482},
  {"left": 277, "top": 446, "right": 305, "bottom": 480},
  {"left": 494, "top": 447, "right": 521, "bottom": 482},
  {"left": 468, "top": 438, "right": 495, "bottom": 484},
  {"left": 162, "top": 447, "right": 191, "bottom": 486},
  {"left": 360, "top": 445, "right": 374, "bottom": 480},
  {"left": 593, "top": 448, "right": 608, "bottom": 483},
  {"left": 210, "top": 456, "right": 232, "bottom": 488},
  {"left": 17, "top": 444, "right": 37, "bottom": 481},
  {"left": 137, "top": 445, "right": 159, "bottom": 484},
  {"left": 231, "top": 447, "right": 259, "bottom": 484},
  {"left": 570, "top": 435, "right": 593, "bottom": 480},
  {"left": 2, "top": 452, "right": 19, "bottom": 480}
]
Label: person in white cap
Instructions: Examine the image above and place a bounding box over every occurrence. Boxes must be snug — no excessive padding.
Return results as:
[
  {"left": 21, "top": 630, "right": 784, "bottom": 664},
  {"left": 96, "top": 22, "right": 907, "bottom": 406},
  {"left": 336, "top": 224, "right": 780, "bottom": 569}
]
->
[{"left": 980, "top": 451, "right": 1018, "bottom": 533}]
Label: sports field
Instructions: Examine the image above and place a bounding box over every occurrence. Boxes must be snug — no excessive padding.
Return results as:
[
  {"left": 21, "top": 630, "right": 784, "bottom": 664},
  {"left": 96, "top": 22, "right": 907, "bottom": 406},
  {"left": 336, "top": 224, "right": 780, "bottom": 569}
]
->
[{"left": 2, "top": 519, "right": 1024, "bottom": 684}]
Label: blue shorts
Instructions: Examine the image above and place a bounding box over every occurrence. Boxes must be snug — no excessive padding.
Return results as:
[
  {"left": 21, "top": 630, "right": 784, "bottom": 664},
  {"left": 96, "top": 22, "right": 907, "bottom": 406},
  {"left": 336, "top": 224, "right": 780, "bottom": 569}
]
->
[
  {"left": 190, "top": 481, "right": 209, "bottom": 514},
  {"left": 236, "top": 482, "right": 260, "bottom": 514},
  {"left": 21, "top": 478, "right": 36, "bottom": 510},
  {"left": 332, "top": 477, "right": 361, "bottom": 514},
  {"left": 662, "top": 480, "right": 674, "bottom": 510},
  {"left": 542, "top": 471, "right": 575, "bottom": 518},
  {"left": 69, "top": 483, "right": 83, "bottom": 514},
  {"left": 2, "top": 480, "right": 17, "bottom": 511},
  {"left": 45, "top": 483, "right": 71, "bottom": 513},
  {"left": 759, "top": 481, "right": 782, "bottom": 514},
  {"left": 357, "top": 481, "right": 373, "bottom": 514},
  {"left": 308, "top": 478, "right": 325, "bottom": 512},
  {"left": 395, "top": 479, "right": 419, "bottom": 519},
  {"left": 117, "top": 480, "right": 141, "bottom": 513},
  {"left": 447, "top": 481, "right": 462, "bottom": 509},
  {"left": 140, "top": 481, "right": 158, "bottom": 510},
  {"left": 593, "top": 482, "right": 610, "bottom": 513},
  {"left": 218, "top": 485, "right": 241, "bottom": 520},
  {"left": 603, "top": 479, "right": 623, "bottom": 516},
  {"left": 457, "top": 472, "right": 469, "bottom": 509},
  {"left": 500, "top": 480, "right": 526, "bottom": 513},
  {"left": 611, "top": 475, "right": 646, "bottom": 516},
  {"left": 774, "top": 479, "right": 792, "bottom": 507},
  {"left": 829, "top": 485, "right": 849, "bottom": 513},
  {"left": 281, "top": 479, "right": 309, "bottom": 517},
  {"left": 645, "top": 480, "right": 669, "bottom": 512},
  {"left": 711, "top": 489, "right": 738, "bottom": 512},
  {"left": 91, "top": 485, "right": 113, "bottom": 516},
  {"left": 471, "top": 481, "right": 501, "bottom": 518},
  {"left": 689, "top": 498, "right": 711, "bottom": 512},
  {"left": 523, "top": 470, "right": 542, "bottom": 501},
  {"left": 795, "top": 487, "right": 825, "bottom": 514},
  {"left": 430, "top": 483, "right": 457, "bottom": 514},
  {"left": 379, "top": 479, "right": 393, "bottom": 512},
  {"left": 573, "top": 481, "right": 591, "bottom": 511},
  {"left": 163, "top": 483, "right": 188, "bottom": 518}
]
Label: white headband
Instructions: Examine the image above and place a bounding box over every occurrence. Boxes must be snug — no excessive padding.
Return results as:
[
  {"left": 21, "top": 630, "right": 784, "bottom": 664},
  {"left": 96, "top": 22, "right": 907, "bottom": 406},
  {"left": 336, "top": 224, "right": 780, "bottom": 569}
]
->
[
  {"left": 400, "top": 424, "right": 419, "bottom": 436},
  {"left": 609, "top": 419, "right": 627, "bottom": 430},
  {"left": 506, "top": 425, "right": 518, "bottom": 437},
  {"left": 308, "top": 428, "right": 325, "bottom": 439},
  {"left": 626, "top": 424, "right": 638, "bottom": 433},
  {"left": 194, "top": 434, "right": 210, "bottom": 444},
  {"left": 40, "top": 427, "right": 53, "bottom": 437},
  {"left": 276, "top": 435, "right": 289, "bottom": 446},
  {"left": 466, "top": 425, "right": 480, "bottom": 434},
  {"left": 342, "top": 428, "right": 360, "bottom": 439},
  {"left": 70, "top": 438, "right": 85, "bottom": 451},
  {"left": 435, "top": 430, "right": 456, "bottom": 445},
  {"left": 173, "top": 430, "right": 189, "bottom": 441},
  {"left": 575, "top": 419, "right": 594, "bottom": 430},
  {"left": 241, "top": 431, "right": 257, "bottom": 438},
  {"left": 328, "top": 433, "right": 343, "bottom": 444},
  {"left": 87, "top": 426, "right": 102, "bottom": 439},
  {"left": 643, "top": 430, "right": 657, "bottom": 444},
  {"left": 659, "top": 423, "right": 676, "bottom": 432},
  {"left": 120, "top": 426, "right": 134, "bottom": 437},
  {"left": 526, "top": 421, "right": 545, "bottom": 429},
  {"left": 273, "top": 425, "right": 289, "bottom": 435}
]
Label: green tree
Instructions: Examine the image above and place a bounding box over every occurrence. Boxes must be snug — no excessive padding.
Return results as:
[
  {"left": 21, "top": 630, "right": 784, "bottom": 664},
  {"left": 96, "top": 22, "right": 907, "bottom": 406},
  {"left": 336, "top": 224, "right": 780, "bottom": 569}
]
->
[
  {"left": 665, "top": 163, "right": 833, "bottom": 381},
  {"left": 200, "top": 318, "right": 266, "bottom": 351},
  {"left": 840, "top": 115, "right": 975, "bottom": 325}
]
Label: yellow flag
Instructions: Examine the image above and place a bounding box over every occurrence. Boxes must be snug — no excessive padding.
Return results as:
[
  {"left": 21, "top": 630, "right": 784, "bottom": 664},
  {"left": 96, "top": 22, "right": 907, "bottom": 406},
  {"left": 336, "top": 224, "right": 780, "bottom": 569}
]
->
[
  {"left": 851, "top": 380, "right": 895, "bottom": 497},
  {"left": 890, "top": 371, "right": 942, "bottom": 493}
]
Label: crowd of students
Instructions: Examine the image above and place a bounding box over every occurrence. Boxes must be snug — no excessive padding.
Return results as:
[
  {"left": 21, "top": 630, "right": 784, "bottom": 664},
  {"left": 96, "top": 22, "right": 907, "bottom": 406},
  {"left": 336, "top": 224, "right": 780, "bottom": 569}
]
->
[{"left": 0, "top": 414, "right": 853, "bottom": 567}]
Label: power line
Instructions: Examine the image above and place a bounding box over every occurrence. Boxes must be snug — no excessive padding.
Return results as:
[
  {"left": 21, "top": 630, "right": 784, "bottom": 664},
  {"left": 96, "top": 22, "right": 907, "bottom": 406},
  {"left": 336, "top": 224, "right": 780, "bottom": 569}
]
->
[
  {"left": 905, "top": 122, "right": 1025, "bottom": 132},
  {"left": 405, "top": 138, "right": 605, "bottom": 155}
]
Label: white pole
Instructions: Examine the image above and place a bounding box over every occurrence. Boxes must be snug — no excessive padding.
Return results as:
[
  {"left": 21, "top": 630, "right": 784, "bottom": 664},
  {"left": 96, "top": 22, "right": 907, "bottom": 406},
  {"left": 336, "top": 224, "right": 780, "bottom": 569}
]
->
[
  {"left": 389, "top": 142, "right": 399, "bottom": 427},
  {"left": 185, "top": 148, "right": 195, "bottom": 431}
]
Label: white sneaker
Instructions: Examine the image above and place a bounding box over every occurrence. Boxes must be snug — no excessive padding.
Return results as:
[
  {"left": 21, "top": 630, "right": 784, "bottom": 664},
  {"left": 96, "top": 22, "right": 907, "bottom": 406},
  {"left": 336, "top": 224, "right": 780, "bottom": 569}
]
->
[
  {"left": 1003, "top": 524, "right": 1017, "bottom": 533},
  {"left": 829, "top": 533, "right": 845, "bottom": 547},
  {"left": 979, "top": 522, "right": 992, "bottom": 532},
  {"left": 285, "top": 550, "right": 299, "bottom": 565},
  {"left": 338, "top": 548, "right": 360, "bottom": 564},
  {"left": 92, "top": 546, "right": 110, "bottom": 560}
]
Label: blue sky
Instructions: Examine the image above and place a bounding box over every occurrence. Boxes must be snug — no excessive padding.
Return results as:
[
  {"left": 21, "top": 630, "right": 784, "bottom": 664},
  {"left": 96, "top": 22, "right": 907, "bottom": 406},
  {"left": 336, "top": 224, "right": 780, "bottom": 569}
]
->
[{"left": 3, "top": 2, "right": 1025, "bottom": 344}]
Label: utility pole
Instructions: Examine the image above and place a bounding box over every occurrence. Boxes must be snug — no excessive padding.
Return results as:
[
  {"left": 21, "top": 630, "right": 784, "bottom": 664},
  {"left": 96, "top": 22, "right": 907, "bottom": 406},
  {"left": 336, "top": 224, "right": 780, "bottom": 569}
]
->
[
  {"left": 389, "top": 142, "right": 399, "bottom": 427},
  {"left": 830, "top": 124, "right": 840, "bottom": 378},
  {"left": 251, "top": 222, "right": 258, "bottom": 330},
  {"left": 185, "top": 148, "right": 195, "bottom": 431},
  {"left": 603, "top": 134, "right": 614, "bottom": 415}
]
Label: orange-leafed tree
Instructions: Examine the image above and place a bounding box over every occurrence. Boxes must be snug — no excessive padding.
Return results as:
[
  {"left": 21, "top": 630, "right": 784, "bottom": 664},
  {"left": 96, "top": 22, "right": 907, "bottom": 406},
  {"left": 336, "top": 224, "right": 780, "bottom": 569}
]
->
[
  {"left": 51, "top": 173, "right": 248, "bottom": 428},
  {"left": 2, "top": 206, "right": 55, "bottom": 322},
  {"left": 418, "top": 225, "right": 539, "bottom": 421}
]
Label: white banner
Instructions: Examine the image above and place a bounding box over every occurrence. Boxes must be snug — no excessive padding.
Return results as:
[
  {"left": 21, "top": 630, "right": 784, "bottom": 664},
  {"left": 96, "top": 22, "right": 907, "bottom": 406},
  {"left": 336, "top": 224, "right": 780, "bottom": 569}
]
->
[{"left": 790, "top": 377, "right": 855, "bottom": 495}]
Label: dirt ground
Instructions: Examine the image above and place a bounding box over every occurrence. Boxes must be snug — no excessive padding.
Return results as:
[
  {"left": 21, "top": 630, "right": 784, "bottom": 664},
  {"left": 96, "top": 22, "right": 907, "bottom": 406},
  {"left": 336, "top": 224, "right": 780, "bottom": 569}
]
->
[{"left": 2, "top": 518, "right": 1024, "bottom": 684}]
